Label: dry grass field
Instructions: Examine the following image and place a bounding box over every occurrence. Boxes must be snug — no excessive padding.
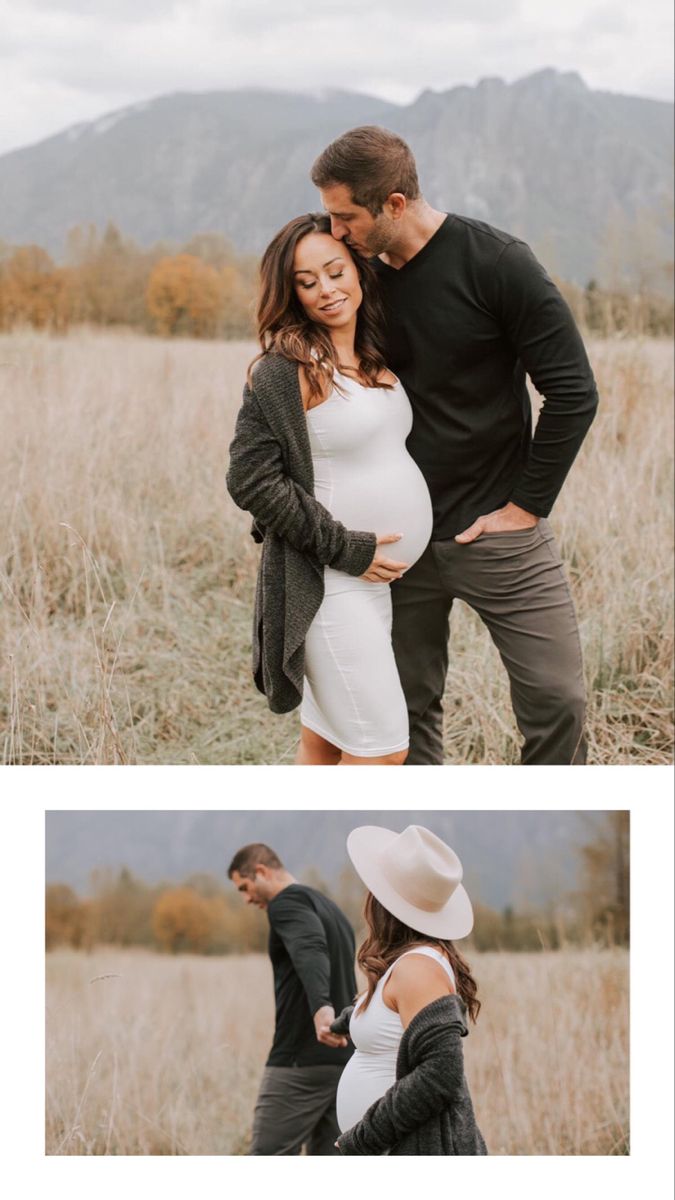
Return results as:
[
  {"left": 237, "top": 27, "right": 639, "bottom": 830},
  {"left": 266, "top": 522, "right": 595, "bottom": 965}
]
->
[
  {"left": 45, "top": 946, "right": 629, "bottom": 1156},
  {"left": 2, "top": 329, "right": 673, "bottom": 763}
]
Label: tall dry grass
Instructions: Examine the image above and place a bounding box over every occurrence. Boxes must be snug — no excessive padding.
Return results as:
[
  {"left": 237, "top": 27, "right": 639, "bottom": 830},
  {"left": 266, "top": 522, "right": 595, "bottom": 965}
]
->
[
  {"left": 45, "top": 946, "right": 629, "bottom": 1155},
  {"left": 1, "top": 329, "right": 673, "bottom": 763}
]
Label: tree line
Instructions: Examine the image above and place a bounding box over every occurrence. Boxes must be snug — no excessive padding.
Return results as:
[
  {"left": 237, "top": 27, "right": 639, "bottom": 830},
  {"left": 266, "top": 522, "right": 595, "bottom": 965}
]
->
[
  {"left": 1, "top": 222, "right": 672, "bottom": 339},
  {"left": 46, "top": 814, "right": 629, "bottom": 955},
  {"left": 0, "top": 223, "right": 258, "bottom": 339}
]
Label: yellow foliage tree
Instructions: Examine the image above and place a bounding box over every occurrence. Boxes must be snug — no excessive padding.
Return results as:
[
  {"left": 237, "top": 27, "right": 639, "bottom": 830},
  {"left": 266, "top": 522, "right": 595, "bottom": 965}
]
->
[
  {"left": 152, "top": 886, "right": 214, "bottom": 953},
  {"left": 146, "top": 254, "right": 223, "bottom": 337},
  {"left": 0, "top": 245, "right": 74, "bottom": 332},
  {"left": 46, "top": 883, "right": 92, "bottom": 949}
]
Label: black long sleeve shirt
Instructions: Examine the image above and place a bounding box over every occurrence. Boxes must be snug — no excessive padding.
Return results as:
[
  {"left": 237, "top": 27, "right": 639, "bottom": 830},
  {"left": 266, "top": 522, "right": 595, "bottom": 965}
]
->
[
  {"left": 372, "top": 214, "right": 599, "bottom": 538},
  {"left": 266, "top": 883, "right": 356, "bottom": 1068}
]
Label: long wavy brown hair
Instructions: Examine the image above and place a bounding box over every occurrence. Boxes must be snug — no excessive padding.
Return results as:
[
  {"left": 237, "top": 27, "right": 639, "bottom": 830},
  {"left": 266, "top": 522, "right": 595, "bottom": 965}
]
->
[
  {"left": 356, "top": 892, "right": 481, "bottom": 1023},
  {"left": 248, "top": 212, "right": 393, "bottom": 407}
]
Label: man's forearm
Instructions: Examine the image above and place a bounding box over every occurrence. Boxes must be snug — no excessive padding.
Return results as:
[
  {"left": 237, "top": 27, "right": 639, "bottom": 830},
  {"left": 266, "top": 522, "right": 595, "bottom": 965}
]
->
[
  {"left": 291, "top": 942, "right": 333, "bottom": 1015},
  {"left": 271, "top": 903, "right": 333, "bottom": 1014},
  {"left": 509, "top": 378, "right": 599, "bottom": 515},
  {"left": 496, "top": 240, "right": 600, "bottom": 515}
]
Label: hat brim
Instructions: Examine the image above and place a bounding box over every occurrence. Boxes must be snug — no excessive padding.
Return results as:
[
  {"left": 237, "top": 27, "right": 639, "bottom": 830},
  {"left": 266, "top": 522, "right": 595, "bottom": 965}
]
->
[{"left": 347, "top": 825, "right": 474, "bottom": 940}]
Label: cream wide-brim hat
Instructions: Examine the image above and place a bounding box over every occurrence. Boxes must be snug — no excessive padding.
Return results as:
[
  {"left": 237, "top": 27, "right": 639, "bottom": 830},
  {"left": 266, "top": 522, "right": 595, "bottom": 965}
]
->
[{"left": 346, "top": 824, "right": 474, "bottom": 940}]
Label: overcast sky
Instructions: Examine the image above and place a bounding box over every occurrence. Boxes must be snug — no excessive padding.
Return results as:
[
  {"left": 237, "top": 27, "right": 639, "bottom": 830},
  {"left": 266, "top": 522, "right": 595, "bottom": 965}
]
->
[{"left": 2, "top": 0, "right": 673, "bottom": 156}]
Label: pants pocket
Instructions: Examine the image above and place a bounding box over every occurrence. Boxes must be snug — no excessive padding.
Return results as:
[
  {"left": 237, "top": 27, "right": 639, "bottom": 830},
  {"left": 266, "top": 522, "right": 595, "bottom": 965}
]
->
[{"left": 474, "top": 523, "right": 541, "bottom": 543}]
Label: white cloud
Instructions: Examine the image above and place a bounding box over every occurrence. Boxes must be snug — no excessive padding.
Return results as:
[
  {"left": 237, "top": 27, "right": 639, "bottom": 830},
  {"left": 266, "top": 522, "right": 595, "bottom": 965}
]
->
[
  {"left": 216, "top": 0, "right": 521, "bottom": 34},
  {"left": 0, "top": 0, "right": 671, "bottom": 154},
  {"left": 21, "top": 0, "right": 174, "bottom": 16}
]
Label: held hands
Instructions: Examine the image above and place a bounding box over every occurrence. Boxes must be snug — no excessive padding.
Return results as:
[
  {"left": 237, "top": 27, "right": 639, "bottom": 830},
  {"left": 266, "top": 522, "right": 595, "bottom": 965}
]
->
[
  {"left": 314, "top": 1005, "right": 348, "bottom": 1048},
  {"left": 455, "top": 502, "right": 539, "bottom": 544},
  {"left": 361, "top": 533, "right": 409, "bottom": 583}
]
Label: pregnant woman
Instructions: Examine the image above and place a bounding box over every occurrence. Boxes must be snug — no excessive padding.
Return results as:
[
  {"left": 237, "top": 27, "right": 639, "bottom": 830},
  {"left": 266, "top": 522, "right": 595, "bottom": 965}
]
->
[
  {"left": 227, "top": 213, "right": 432, "bottom": 764},
  {"left": 333, "top": 824, "right": 487, "bottom": 1155}
]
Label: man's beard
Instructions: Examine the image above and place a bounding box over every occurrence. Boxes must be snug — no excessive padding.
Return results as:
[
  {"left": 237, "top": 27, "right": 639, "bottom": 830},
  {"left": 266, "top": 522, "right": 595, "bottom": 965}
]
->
[{"left": 349, "top": 217, "right": 393, "bottom": 259}]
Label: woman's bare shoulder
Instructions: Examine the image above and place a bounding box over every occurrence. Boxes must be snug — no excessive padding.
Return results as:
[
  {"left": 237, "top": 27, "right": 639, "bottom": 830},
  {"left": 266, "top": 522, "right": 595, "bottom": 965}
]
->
[
  {"left": 389, "top": 950, "right": 454, "bottom": 992},
  {"left": 385, "top": 950, "right": 454, "bottom": 1026}
]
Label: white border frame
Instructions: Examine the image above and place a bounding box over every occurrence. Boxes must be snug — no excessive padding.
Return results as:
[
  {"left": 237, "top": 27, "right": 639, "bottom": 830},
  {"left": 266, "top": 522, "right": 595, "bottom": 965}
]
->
[{"left": 2, "top": 764, "right": 672, "bottom": 1200}]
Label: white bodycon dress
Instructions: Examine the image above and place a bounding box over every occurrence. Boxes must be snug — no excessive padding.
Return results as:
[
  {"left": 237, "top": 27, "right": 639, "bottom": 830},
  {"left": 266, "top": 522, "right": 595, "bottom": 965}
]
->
[
  {"left": 336, "top": 947, "right": 456, "bottom": 1135},
  {"left": 300, "top": 371, "right": 433, "bottom": 756}
]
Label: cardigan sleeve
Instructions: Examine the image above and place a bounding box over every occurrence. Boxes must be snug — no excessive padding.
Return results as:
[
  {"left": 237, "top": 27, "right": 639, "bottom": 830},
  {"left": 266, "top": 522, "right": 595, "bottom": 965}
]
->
[
  {"left": 336, "top": 1008, "right": 468, "bottom": 1155},
  {"left": 226, "top": 383, "right": 377, "bottom": 576}
]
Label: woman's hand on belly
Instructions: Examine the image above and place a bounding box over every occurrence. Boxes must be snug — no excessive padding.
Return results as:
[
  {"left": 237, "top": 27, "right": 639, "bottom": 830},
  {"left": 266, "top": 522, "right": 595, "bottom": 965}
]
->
[{"left": 361, "top": 534, "right": 409, "bottom": 583}]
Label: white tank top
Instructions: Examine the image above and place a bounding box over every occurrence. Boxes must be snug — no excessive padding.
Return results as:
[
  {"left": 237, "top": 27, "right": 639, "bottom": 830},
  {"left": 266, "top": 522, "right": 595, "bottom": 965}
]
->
[
  {"left": 306, "top": 371, "right": 433, "bottom": 595},
  {"left": 336, "top": 946, "right": 456, "bottom": 1134}
]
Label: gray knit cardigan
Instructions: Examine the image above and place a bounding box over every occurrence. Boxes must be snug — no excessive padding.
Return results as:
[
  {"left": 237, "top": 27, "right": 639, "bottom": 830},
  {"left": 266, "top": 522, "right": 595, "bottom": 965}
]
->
[
  {"left": 226, "top": 353, "right": 377, "bottom": 713},
  {"left": 335, "top": 994, "right": 488, "bottom": 1156}
]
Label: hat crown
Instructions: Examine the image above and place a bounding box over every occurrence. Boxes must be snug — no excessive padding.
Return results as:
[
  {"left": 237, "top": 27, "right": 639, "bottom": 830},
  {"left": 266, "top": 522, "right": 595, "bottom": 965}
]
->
[{"left": 380, "top": 825, "right": 463, "bottom": 915}]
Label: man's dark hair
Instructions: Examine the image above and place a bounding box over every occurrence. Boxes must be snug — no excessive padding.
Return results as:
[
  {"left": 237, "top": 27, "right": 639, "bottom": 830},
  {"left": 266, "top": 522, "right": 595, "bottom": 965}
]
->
[
  {"left": 311, "top": 126, "right": 421, "bottom": 215},
  {"left": 228, "top": 843, "right": 284, "bottom": 879}
]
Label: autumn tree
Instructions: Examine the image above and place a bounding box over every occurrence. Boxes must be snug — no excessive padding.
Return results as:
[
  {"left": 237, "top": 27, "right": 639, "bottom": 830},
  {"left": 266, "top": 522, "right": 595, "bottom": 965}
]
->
[
  {"left": 46, "top": 884, "right": 92, "bottom": 949},
  {"left": 67, "top": 221, "right": 157, "bottom": 328},
  {"left": 152, "top": 886, "right": 214, "bottom": 953},
  {"left": 0, "top": 245, "right": 74, "bottom": 331},
  {"left": 89, "top": 867, "right": 157, "bottom": 947},
  {"left": 146, "top": 254, "right": 224, "bottom": 337}
]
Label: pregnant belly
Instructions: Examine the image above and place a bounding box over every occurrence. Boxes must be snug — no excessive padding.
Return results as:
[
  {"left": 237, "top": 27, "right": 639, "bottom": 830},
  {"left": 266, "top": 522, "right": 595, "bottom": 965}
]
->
[
  {"left": 336, "top": 1052, "right": 397, "bottom": 1133},
  {"left": 316, "top": 455, "right": 433, "bottom": 572}
]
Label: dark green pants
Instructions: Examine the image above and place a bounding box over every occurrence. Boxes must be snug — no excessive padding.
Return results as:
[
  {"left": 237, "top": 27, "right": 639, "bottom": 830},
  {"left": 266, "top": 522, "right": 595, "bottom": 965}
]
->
[
  {"left": 249, "top": 1064, "right": 343, "bottom": 1155},
  {"left": 391, "top": 521, "right": 586, "bottom": 765}
]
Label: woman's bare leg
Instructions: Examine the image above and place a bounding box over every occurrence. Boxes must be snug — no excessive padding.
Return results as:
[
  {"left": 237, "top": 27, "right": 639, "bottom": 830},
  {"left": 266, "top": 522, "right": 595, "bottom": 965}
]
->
[
  {"left": 339, "top": 749, "right": 408, "bottom": 766},
  {"left": 296, "top": 725, "right": 341, "bottom": 765}
]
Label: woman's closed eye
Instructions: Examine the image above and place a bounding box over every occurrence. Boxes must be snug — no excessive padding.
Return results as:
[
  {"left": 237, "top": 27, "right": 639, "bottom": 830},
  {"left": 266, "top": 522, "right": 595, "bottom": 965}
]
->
[{"left": 299, "top": 272, "right": 344, "bottom": 290}]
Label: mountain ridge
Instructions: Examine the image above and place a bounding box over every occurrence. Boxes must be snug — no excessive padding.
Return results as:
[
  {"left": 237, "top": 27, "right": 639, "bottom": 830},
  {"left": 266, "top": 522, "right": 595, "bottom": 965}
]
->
[{"left": 2, "top": 69, "right": 672, "bottom": 286}]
